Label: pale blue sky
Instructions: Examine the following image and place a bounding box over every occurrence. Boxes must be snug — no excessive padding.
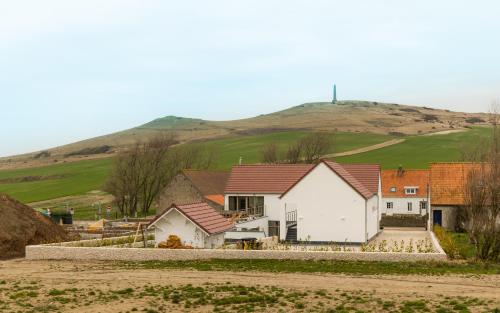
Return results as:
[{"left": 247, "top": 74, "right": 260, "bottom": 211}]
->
[{"left": 1, "top": 1, "right": 500, "bottom": 157}]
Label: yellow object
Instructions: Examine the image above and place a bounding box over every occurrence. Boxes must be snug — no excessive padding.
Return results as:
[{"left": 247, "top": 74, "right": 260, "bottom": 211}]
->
[{"left": 87, "top": 219, "right": 107, "bottom": 232}]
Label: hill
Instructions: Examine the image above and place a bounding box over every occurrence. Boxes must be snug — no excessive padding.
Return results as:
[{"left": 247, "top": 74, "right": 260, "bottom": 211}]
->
[{"left": 0, "top": 100, "right": 489, "bottom": 169}]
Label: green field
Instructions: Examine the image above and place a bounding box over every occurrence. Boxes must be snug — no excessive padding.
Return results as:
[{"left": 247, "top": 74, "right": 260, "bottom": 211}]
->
[
  {"left": 0, "top": 158, "right": 112, "bottom": 203},
  {"left": 0, "top": 128, "right": 490, "bottom": 205},
  {"left": 201, "top": 131, "right": 394, "bottom": 169},
  {"left": 335, "top": 127, "right": 491, "bottom": 168}
]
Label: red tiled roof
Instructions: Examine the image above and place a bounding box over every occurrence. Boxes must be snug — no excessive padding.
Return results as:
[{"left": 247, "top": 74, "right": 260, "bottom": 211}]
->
[
  {"left": 430, "top": 163, "right": 481, "bottom": 205},
  {"left": 226, "top": 161, "right": 379, "bottom": 200},
  {"left": 322, "top": 161, "right": 377, "bottom": 199},
  {"left": 224, "top": 164, "right": 314, "bottom": 194},
  {"left": 341, "top": 163, "right": 381, "bottom": 195},
  {"left": 148, "top": 202, "right": 233, "bottom": 235},
  {"left": 381, "top": 169, "right": 429, "bottom": 198},
  {"left": 183, "top": 170, "right": 230, "bottom": 196}
]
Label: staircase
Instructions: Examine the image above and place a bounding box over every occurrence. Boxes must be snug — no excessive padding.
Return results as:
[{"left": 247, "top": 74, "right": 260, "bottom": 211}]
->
[{"left": 285, "top": 226, "right": 297, "bottom": 242}]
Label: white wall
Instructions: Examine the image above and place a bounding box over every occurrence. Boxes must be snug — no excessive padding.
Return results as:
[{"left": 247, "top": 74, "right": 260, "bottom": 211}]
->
[
  {"left": 153, "top": 209, "right": 224, "bottom": 249},
  {"left": 224, "top": 194, "right": 281, "bottom": 235},
  {"left": 234, "top": 216, "right": 269, "bottom": 233},
  {"left": 383, "top": 197, "right": 428, "bottom": 215},
  {"left": 366, "top": 195, "right": 379, "bottom": 240},
  {"left": 281, "top": 162, "right": 368, "bottom": 243}
]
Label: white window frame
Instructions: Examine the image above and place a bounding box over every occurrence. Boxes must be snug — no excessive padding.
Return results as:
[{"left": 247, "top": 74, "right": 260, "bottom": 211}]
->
[
  {"left": 390, "top": 187, "right": 396, "bottom": 192},
  {"left": 420, "top": 201, "right": 427, "bottom": 210},
  {"left": 386, "top": 202, "right": 393, "bottom": 209},
  {"left": 404, "top": 187, "right": 417, "bottom": 195},
  {"left": 407, "top": 202, "right": 413, "bottom": 211}
]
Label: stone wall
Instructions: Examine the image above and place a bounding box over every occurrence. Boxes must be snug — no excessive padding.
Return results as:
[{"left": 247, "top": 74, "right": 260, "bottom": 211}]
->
[
  {"left": 158, "top": 173, "right": 206, "bottom": 214},
  {"left": 26, "top": 245, "right": 447, "bottom": 262}
]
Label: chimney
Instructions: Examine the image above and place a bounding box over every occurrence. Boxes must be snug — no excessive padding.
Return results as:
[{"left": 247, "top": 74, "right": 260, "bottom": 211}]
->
[{"left": 397, "top": 165, "right": 405, "bottom": 177}]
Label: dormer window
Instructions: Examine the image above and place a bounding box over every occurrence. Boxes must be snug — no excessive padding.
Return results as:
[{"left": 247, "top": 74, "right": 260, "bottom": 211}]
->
[
  {"left": 390, "top": 187, "right": 396, "bottom": 192},
  {"left": 404, "top": 187, "right": 418, "bottom": 195}
]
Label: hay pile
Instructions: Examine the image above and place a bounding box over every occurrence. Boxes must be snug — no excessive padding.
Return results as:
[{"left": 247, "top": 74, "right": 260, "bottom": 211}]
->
[{"left": 0, "top": 194, "right": 69, "bottom": 259}]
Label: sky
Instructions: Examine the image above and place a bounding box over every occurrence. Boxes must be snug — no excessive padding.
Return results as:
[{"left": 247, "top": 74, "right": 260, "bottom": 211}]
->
[{"left": 1, "top": 1, "right": 500, "bottom": 157}]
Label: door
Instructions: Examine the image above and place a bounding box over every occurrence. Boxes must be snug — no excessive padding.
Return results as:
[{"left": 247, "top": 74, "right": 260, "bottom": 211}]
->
[{"left": 433, "top": 210, "right": 442, "bottom": 226}]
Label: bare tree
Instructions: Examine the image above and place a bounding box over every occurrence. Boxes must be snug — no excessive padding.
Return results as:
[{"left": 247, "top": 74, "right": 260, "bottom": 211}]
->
[
  {"left": 462, "top": 103, "right": 500, "bottom": 261},
  {"left": 105, "top": 135, "right": 217, "bottom": 216},
  {"left": 300, "top": 132, "right": 333, "bottom": 164},
  {"left": 285, "top": 142, "right": 302, "bottom": 164},
  {"left": 262, "top": 143, "right": 279, "bottom": 163}
]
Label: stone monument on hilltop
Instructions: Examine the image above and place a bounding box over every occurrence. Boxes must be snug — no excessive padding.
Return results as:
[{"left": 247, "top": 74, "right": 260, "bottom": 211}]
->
[{"left": 332, "top": 84, "right": 337, "bottom": 104}]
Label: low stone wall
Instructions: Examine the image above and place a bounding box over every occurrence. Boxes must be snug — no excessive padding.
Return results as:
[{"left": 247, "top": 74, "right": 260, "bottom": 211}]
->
[{"left": 26, "top": 245, "right": 447, "bottom": 262}]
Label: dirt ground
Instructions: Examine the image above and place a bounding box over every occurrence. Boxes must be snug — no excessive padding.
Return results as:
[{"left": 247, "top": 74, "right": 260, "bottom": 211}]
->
[{"left": 0, "top": 259, "right": 498, "bottom": 312}]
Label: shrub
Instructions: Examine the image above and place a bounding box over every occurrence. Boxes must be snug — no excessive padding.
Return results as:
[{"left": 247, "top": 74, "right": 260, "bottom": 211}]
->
[
  {"left": 422, "top": 114, "right": 439, "bottom": 122},
  {"left": 158, "top": 235, "right": 193, "bottom": 249},
  {"left": 465, "top": 117, "right": 485, "bottom": 124},
  {"left": 433, "top": 225, "right": 461, "bottom": 259}
]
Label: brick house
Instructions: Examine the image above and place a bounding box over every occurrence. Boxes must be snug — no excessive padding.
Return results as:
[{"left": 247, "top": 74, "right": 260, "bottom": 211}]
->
[
  {"left": 381, "top": 168, "right": 430, "bottom": 216},
  {"left": 430, "top": 162, "right": 480, "bottom": 230},
  {"left": 158, "top": 170, "right": 230, "bottom": 214}
]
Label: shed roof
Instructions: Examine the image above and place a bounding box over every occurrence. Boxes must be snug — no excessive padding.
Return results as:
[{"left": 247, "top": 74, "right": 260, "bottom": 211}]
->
[
  {"left": 382, "top": 169, "right": 429, "bottom": 198},
  {"left": 183, "top": 170, "right": 230, "bottom": 196},
  {"left": 148, "top": 202, "right": 233, "bottom": 235},
  {"left": 430, "top": 163, "right": 481, "bottom": 205}
]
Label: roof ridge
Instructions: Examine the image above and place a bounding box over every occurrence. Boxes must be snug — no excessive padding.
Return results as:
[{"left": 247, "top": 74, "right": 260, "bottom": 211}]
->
[{"left": 325, "top": 161, "right": 373, "bottom": 198}]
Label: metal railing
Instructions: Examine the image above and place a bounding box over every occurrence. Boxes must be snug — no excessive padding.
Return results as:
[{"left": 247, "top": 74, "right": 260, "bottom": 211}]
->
[{"left": 286, "top": 209, "right": 297, "bottom": 223}]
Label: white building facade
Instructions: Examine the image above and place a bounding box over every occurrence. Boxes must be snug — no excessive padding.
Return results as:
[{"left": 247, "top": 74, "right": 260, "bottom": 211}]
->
[{"left": 224, "top": 161, "right": 381, "bottom": 243}]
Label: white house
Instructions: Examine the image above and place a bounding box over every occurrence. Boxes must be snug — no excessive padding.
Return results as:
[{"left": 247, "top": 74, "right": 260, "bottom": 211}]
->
[
  {"left": 381, "top": 168, "right": 429, "bottom": 216},
  {"left": 147, "top": 202, "right": 233, "bottom": 248},
  {"left": 224, "top": 160, "right": 381, "bottom": 243}
]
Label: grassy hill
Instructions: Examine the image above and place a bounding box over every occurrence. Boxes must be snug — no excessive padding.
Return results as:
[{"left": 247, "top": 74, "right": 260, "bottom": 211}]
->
[
  {"left": 0, "top": 100, "right": 488, "bottom": 169},
  {"left": 0, "top": 127, "right": 490, "bottom": 205},
  {"left": 0, "top": 131, "right": 392, "bottom": 203},
  {"left": 0, "top": 99, "right": 492, "bottom": 215}
]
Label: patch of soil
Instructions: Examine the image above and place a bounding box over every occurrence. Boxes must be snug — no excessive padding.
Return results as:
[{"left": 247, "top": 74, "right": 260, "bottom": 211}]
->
[{"left": 0, "top": 194, "right": 69, "bottom": 259}]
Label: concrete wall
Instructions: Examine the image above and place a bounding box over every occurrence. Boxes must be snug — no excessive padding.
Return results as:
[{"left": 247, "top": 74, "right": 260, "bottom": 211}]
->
[
  {"left": 281, "top": 162, "right": 367, "bottom": 243},
  {"left": 25, "top": 245, "right": 447, "bottom": 262},
  {"left": 366, "top": 195, "right": 379, "bottom": 240},
  {"left": 431, "top": 205, "right": 458, "bottom": 230},
  {"left": 234, "top": 216, "right": 269, "bottom": 233},
  {"left": 383, "top": 197, "right": 428, "bottom": 216}
]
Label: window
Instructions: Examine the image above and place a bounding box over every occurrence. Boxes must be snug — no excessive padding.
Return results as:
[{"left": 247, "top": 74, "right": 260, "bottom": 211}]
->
[
  {"left": 407, "top": 202, "right": 413, "bottom": 211},
  {"left": 268, "top": 221, "right": 280, "bottom": 237},
  {"left": 227, "top": 196, "right": 264, "bottom": 216},
  {"left": 386, "top": 202, "right": 393, "bottom": 209},
  {"left": 420, "top": 201, "right": 427, "bottom": 210},
  {"left": 390, "top": 187, "right": 396, "bottom": 192},
  {"left": 405, "top": 187, "right": 417, "bottom": 195}
]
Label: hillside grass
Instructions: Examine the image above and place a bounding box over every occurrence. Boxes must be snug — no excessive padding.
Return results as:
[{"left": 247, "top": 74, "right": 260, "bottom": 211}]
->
[
  {"left": 0, "top": 158, "right": 112, "bottom": 203},
  {"left": 335, "top": 127, "right": 490, "bottom": 168},
  {"left": 0, "top": 128, "right": 490, "bottom": 204},
  {"left": 201, "top": 131, "right": 394, "bottom": 170}
]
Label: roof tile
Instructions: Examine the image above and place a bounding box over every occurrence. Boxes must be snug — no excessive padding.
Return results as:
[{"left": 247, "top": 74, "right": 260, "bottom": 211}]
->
[
  {"left": 149, "top": 202, "right": 233, "bottom": 235},
  {"left": 382, "top": 169, "right": 429, "bottom": 197}
]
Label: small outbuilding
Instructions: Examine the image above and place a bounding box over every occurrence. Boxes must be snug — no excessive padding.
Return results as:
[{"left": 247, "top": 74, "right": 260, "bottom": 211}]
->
[
  {"left": 158, "top": 170, "right": 230, "bottom": 214},
  {"left": 147, "top": 202, "right": 233, "bottom": 249}
]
